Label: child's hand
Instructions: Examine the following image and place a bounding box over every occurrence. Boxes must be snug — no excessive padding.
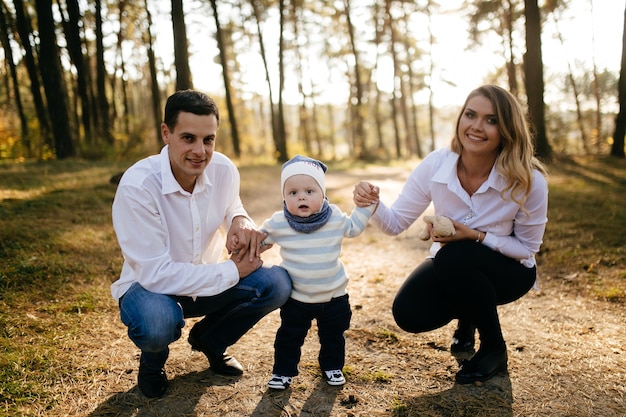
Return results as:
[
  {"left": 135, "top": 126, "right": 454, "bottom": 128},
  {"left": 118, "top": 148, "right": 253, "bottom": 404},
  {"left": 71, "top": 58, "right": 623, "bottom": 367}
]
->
[
  {"left": 226, "top": 234, "right": 240, "bottom": 254},
  {"left": 353, "top": 181, "right": 379, "bottom": 207}
]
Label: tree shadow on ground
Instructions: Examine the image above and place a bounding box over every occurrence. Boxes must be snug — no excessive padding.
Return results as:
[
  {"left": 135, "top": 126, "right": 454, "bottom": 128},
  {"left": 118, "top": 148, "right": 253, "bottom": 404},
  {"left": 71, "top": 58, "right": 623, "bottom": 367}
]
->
[
  {"left": 88, "top": 369, "right": 239, "bottom": 417},
  {"left": 401, "top": 374, "right": 513, "bottom": 417}
]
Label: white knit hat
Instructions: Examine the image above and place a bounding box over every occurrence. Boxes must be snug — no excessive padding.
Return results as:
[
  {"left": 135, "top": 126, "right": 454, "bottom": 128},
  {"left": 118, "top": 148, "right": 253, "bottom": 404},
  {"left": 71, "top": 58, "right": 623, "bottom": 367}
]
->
[{"left": 280, "top": 155, "right": 327, "bottom": 195}]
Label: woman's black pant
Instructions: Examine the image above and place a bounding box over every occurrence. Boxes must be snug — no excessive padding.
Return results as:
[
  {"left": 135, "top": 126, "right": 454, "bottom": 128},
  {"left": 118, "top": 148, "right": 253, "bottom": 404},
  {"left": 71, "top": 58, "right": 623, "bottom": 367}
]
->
[{"left": 392, "top": 240, "right": 536, "bottom": 350}]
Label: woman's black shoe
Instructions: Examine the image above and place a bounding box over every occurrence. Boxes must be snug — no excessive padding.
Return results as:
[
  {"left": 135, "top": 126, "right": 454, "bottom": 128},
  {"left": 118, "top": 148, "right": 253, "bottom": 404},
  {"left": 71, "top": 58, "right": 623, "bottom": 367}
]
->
[
  {"left": 450, "top": 336, "right": 475, "bottom": 354},
  {"left": 450, "top": 327, "right": 475, "bottom": 354},
  {"left": 455, "top": 348, "right": 508, "bottom": 384}
]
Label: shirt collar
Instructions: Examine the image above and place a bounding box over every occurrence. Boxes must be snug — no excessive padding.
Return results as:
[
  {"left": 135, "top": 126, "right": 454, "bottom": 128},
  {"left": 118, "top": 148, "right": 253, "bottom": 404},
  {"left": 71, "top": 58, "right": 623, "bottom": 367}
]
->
[
  {"left": 159, "top": 145, "right": 209, "bottom": 195},
  {"left": 432, "top": 150, "right": 507, "bottom": 193}
]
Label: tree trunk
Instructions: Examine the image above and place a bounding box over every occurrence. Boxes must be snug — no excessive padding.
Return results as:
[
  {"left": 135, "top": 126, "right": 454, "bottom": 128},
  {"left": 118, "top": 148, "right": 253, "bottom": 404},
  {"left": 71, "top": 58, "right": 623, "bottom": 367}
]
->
[
  {"left": 611, "top": 5, "right": 626, "bottom": 158},
  {"left": 34, "top": 0, "right": 76, "bottom": 159},
  {"left": 589, "top": 1, "right": 602, "bottom": 153},
  {"left": 290, "top": 1, "right": 312, "bottom": 155},
  {"left": 552, "top": 12, "right": 589, "bottom": 153},
  {"left": 95, "top": 0, "right": 113, "bottom": 145},
  {"left": 210, "top": 0, "right": 241, "bottom": 158},
  {"left": 426, "top": 1, "right": 436, "bottom": 154},
  {"left": 504, "top": 0, "right": 519, "bottom": 96},
  {"left": 401, "top": 10, "right": 422, "bottom": 158},
  {"left": 171, "top": 0, "right": 193, "bottom": 90},
  {"left": 12, "top": 0, "right": 52, "bottom": 153},
  {"left": 145, "top": 0, "right": 163, "bottom": 151},
  {"left": 344, "top": 0, "right": 366, "bottom": 159},
  {"left": 63, "top": 0, "right": 94, "bottom": 145},
  {"left": 523, "top": 0, "right": 551, "bottom": 160},
  {"left": 111, "top": 0, "right": 130, "bottom": 136},
  {"left": 276, "top": 0, "right": 288, "bottom": 162},
  {"left": 372, "top": 3, "right": 386, "bottom": 155},
  {"left": 0, "top": 0, "right": 29, "bottom": 156},
  {"left": 250, "top": 0, "right": 280, "bottom": 160}
]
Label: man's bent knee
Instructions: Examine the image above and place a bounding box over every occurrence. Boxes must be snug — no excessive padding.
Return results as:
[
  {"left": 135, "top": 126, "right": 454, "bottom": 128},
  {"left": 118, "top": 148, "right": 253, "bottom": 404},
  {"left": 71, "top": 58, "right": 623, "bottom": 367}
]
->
[{"left": 127, "top": 315, "right": 183, "bottom": 352}]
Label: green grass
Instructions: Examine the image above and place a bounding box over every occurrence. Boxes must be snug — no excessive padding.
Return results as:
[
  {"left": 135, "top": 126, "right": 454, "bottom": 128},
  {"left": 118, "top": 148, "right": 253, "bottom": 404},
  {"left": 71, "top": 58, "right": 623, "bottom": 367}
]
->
[
  {"left": 0, "top": 159, "right": 128, "bottom": 415},
  {"left": 537, "top": 155, "right": 626, "bottom": 301},
  {"left": 0, "top": 155, "right": 625, "bottom": 415}
]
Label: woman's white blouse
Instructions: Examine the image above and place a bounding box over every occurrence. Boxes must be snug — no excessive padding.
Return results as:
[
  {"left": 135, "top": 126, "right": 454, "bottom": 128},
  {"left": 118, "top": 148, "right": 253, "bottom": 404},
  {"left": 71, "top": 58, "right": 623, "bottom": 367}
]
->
[{"left": 372, "top": 148, "right": 548, "bottom": 268}]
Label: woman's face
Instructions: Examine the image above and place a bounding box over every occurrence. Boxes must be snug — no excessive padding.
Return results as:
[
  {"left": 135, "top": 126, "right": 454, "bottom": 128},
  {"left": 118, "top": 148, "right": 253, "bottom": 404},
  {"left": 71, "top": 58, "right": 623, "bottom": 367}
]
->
[{"left": 457, "top": 95, "right": 502, "bottom": 158}]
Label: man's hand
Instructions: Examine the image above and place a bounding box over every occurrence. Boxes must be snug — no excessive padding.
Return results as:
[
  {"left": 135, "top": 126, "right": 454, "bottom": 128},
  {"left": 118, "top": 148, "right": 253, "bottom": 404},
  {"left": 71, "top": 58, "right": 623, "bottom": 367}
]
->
[
  {"left": 226, "top": 216, "right": 266, "bottom": 262},
  {"left": 231, "top": 250, "right": 263, "bottom": 279}
]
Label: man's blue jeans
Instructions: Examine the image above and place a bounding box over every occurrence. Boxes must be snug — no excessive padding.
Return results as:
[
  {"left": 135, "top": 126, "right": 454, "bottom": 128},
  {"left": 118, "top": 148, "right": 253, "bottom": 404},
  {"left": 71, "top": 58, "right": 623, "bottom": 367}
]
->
[{"left": 119, "top": 265, "right": 291, "bottom": 370}]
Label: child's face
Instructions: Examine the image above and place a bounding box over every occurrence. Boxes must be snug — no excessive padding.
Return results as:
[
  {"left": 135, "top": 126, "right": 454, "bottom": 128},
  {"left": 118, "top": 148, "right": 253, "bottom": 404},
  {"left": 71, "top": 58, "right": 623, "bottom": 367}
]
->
[{"left": 283, "top": 174, "right": 324, "bottom": 217}]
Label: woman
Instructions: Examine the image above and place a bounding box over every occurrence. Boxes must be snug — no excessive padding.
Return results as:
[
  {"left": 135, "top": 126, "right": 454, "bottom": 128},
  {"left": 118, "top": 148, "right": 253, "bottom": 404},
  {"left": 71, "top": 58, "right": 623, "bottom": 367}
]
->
[{"left": 354, "top": 85, "right": 548, "bottom": 384}]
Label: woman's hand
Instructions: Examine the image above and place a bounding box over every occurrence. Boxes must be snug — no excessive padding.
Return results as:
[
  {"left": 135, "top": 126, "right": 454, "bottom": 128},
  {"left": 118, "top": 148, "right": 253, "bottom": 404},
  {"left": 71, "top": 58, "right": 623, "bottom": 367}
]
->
[
  {"left": 433, "top": 219, "right": 483, "bottom": 244},
  {"left": 353, "top": 181, "right": 379, "bottom": 207}
]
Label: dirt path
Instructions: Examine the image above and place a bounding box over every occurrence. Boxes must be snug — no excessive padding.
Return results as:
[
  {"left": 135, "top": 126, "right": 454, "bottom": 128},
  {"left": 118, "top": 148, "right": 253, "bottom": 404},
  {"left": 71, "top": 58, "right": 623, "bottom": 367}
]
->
[{"left": 58, "top": 165, "right": 625, "bottom": 417}]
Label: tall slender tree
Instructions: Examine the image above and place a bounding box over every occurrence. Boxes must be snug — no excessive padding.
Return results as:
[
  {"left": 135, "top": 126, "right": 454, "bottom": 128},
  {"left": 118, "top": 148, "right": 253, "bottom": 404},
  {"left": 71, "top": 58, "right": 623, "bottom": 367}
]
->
[
  {"left": 34, "top": 0, "right": 76, "bottom": 158},
  {"left": 0, "top": 0, "right": 29, "bottom": 155},
  {"left": 276, "top": 0, "right": 288, "bottom": 162},
  {"left": 371, "top": 2, "right": 387, "bottom": 155},
  {"left": 95, "top": 0, "right": 113, "bottom": 145},
  {"left": 549, "top": 9, "right": 589, "bottom": 153},
  {"left": 209, "top": 0, "right": 241, "bottom": 157},
  {"left": 589, "top": 0, "right": 602, "bottom": 153},
  {"left": 63, "top": 0, "right": 94, "bottom": 145},
  {"left": 386, "top": 1, "right": 412, "bottom": 156},
  {"left": 523, "top": 0, "right": 551, "bottom": 159},
  {"left": 172, "top": 0, "right": 193, "bottom": 90},
  {"left": 145, "top": 0, "right": 163, "bottom": 150},
  {"left": 611, "top": 4, "right": 626, "bottom": 158},
  {"left": 12, "top": 0, "right": 52, "bottom": 152},
  {"left": 250, "top": 0, "right": 280, "bottom": 159},
  {"left": 343, "top": 0, "right": 366, "bottom": 159},
  {"left": 399, "top": 5, "right": 422, "bottom": 158},
  {"left": 425, "top": 0, "right": 437, "bottom": 153},
  {"left": 469, "top": 0, "right": 521, "bottom": 96},
  {"left": 290, "top": 0, "right": 314, "bottom": 156},
  {"left": 111, "top": 0, "right": 130, "bottom": 136}
]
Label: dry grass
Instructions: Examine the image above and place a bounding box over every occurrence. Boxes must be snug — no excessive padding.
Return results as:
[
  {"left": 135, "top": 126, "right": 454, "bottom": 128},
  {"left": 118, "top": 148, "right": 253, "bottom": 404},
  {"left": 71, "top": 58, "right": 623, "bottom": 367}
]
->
[{"left": 0, "top": 156, "right": 625, "bottom": 417}]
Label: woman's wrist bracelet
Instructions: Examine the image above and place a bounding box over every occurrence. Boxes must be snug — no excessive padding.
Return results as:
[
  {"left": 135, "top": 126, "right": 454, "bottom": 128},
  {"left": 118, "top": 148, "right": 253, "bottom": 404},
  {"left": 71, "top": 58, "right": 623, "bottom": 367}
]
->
[{"left": 476, "top": 231, "right": 482, "bottom": 243}]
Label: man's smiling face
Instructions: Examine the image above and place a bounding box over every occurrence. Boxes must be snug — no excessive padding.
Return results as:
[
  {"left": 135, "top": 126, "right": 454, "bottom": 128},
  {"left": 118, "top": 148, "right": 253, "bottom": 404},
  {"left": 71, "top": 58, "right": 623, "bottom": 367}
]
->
[{"left": 162, "top": 111, "right": 218, "bottom": 193}]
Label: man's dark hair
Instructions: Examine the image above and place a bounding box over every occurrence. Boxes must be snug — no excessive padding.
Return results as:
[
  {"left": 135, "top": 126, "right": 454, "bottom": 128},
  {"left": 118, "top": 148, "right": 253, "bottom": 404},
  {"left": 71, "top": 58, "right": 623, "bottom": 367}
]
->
[{"left": 163, "top": 90, "right": 220, "bottom": 130}]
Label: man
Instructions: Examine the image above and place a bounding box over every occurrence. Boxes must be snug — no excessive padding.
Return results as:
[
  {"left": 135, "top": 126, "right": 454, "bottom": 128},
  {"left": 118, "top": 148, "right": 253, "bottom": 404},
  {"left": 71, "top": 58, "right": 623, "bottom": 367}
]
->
[{"left": 111, "top": 90, "right": 291, "bottom": 398}]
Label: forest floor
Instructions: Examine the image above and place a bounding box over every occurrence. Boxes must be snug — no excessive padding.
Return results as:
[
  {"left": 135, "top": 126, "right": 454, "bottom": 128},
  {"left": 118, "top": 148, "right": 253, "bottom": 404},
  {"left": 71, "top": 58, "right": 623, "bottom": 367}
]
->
[{"left": 1, "top": 156, "right": 625, "bottom": 417}]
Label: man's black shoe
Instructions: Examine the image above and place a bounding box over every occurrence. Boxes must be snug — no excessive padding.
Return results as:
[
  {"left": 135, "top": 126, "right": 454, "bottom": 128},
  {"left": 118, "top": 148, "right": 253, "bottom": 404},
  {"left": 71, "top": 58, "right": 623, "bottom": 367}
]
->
[
  {"left": 138, "top": 365, "right": 168, "bottom": 398},
  {"left": 188, "top": 332, "right": 244, "bottom": 376},
  {"left": 205, "top": 351, "right": 244, "bottom": 376}
]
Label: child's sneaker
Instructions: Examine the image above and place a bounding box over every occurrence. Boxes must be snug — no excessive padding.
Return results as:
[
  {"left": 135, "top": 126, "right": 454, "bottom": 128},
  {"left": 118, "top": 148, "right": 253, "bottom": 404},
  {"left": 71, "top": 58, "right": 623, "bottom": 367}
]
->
[
  {"left": 323, "top": 369, "right": 346, "bottom": 386},
  {"left": 267, "top": 374, "right": 292, "bottom": 390}
]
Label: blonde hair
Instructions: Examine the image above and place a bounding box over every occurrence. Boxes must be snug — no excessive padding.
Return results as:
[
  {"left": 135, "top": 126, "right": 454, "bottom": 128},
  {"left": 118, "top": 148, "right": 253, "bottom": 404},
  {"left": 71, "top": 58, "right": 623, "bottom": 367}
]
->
[{"left": 450, "top": 85, "right": 547, "bottom": 215}]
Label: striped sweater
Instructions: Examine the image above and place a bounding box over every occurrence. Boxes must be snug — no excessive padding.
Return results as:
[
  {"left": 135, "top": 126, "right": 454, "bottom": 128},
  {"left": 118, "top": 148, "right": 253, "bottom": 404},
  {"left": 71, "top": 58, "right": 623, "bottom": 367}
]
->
[{"left": 261, "top": 204, "right": 373, "bottom": 303}]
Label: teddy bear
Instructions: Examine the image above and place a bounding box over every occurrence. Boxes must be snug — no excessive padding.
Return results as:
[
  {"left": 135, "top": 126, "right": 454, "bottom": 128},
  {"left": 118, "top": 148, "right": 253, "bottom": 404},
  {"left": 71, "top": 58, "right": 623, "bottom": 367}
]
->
[{"left": 418, "top": 215, "right": 456, "bottom": 240}]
